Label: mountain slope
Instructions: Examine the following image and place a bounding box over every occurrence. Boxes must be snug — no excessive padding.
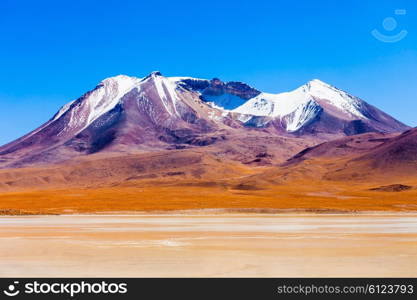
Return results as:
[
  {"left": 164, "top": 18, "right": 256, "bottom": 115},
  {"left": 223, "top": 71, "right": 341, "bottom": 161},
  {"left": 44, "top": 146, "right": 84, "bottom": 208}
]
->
[
  {"left": 271, "top": 128, "right": 417, "bottom": 183},
  {"left": 332, "top": 127, "right": 417, "bottom": 178}
]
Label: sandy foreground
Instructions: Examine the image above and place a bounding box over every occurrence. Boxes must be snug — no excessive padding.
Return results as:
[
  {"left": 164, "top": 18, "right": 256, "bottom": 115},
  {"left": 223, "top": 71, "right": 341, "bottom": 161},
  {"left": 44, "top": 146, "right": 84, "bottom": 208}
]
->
[{"left": 1, "top": 214, "right": 417, "bottom": 277}]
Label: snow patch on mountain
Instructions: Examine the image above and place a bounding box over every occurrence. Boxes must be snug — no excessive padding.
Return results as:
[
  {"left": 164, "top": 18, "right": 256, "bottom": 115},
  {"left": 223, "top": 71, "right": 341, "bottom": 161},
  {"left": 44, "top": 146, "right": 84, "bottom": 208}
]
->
[
  {"left": 284, "top": 99, "right": 322, "bottom": 132},
  {"left": 53, "top": 100, "right": 76, "bottom": 121},
  {"left": 148, "top": 73, "right": 181, "bottom": 116},
  {"left": 304, "top": 79, "right": 366, "bottom": 119},
  {"left": 87, "top": 75, "right": 142, "bottom": 124}
]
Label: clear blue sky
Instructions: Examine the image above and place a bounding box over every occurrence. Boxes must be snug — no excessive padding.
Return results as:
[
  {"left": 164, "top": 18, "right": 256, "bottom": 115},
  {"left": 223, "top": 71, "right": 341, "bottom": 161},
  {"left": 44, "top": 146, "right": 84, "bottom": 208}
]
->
[{"left": 0, "top": 0, "right": 416, "bottom": 145}]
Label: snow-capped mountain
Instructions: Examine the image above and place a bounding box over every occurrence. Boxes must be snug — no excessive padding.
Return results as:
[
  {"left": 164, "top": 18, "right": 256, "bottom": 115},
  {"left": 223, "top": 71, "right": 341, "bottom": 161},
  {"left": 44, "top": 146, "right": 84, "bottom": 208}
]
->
[
  {"left": 0, "top": 72, "right": 236, "bottom": 167},
  {"left": 234, "top": 79, "right": 366, "bottom": 118},
  {"left": 0, "top": 72, "right": 409, "bottom": 168},
  {"left": 231, "top": 79, "right": 408, "bottom": 135}
]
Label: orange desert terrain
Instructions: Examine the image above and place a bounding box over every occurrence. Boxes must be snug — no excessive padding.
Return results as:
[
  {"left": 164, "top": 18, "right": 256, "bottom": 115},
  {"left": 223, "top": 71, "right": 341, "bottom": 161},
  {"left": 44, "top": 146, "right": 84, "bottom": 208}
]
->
[{"left": 1, "top": 132, "right": 417, "bottom": 215}]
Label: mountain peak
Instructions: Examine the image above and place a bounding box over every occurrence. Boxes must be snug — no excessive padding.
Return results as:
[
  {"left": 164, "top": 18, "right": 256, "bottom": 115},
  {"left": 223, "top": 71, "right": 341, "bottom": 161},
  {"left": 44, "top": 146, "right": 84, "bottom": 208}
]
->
[
  {"left": 304, "top": 79, "right": 333, "bottom": 90},
  {"left": 142, "top": 71, "right": 164, "bottom": 82},
  {"left": 149, "top": 70, "right": 163, "bottom": 77},
  {"left": 309, "top": 78, "right": 327, "bottom": 84},
  {"left": 99, "top": 75, "right": 143, "bottom": 90}
]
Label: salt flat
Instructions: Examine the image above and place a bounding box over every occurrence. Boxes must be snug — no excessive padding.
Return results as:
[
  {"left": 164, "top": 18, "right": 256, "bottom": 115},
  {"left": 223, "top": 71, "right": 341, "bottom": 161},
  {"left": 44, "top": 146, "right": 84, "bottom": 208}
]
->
[{"left": 1, "top": 214, "right": 417, "bottom": 277}]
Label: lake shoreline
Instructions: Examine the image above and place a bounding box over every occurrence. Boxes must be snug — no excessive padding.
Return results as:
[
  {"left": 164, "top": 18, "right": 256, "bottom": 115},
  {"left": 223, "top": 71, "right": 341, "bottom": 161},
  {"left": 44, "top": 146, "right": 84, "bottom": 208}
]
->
[{"left": 2, "top": 208, "right": 417, "bottom": 216}]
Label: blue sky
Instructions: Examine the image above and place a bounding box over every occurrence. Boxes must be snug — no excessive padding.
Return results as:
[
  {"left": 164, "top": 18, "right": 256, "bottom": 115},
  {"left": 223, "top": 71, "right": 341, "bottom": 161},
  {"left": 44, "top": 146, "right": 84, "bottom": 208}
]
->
[{"left": 0, "top": 0, "right": 416, "bottom": 145}]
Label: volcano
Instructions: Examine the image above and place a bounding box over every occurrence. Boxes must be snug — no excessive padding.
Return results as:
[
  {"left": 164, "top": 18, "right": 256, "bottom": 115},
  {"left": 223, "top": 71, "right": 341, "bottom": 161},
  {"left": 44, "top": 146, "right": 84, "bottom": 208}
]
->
[{"left": 0, "top": 71, "right": 409, "bottom": 169}]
